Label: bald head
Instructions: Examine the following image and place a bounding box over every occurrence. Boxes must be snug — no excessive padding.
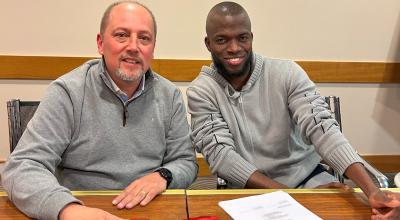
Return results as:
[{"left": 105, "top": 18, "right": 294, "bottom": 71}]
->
[
  {"left": 100, "top": 1, "right": 157, "bottom": 38},
  {"left": 206, "top": 1, "right": 251, "bottom": 36}
]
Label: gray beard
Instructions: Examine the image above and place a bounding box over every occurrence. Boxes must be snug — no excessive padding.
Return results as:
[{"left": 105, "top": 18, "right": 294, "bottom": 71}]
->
[{"left": 116, "top": 68, "right": 144, "bottom": 82}]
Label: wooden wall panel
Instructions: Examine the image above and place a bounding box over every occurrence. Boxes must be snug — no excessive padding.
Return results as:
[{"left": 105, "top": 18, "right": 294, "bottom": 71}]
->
[
  {"left": 0, "top": 56, "right": 93, "bottom": 80},
  {"left": 362, "top": 155, "right": 400, "bottom": 173},
  {"left": 0, "top": 55, "right": 399, "bottom": 83},
  {"left": 298, "top": 61, "right": 400, "bottom": 83},
  {"left": 158, "top": 59, "right": 210, "bottom": 81}
]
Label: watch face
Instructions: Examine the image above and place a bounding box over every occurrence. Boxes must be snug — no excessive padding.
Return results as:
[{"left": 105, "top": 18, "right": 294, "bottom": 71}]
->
[
  {"left": 162, "top": 169, "right": 171, "bottom": 177},
  {"left": 157, "top": 168, "right": 172, "bottom": 186}
]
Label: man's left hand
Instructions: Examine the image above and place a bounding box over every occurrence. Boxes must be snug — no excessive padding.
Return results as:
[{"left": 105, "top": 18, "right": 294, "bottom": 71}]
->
[
  {"left": 112, "top": 172, "right": 167, "bottom": 209},
  {"left": 369, "top": 190, "right": 400, "bottom": 220},
  {"left": 315, "top": 182, "right": 352, "bottom": 190}
]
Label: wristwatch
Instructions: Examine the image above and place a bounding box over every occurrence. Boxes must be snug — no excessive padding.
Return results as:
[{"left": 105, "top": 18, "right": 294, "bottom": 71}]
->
[{"left": 154, "top": 168, "right": 173, "bottom": 188}]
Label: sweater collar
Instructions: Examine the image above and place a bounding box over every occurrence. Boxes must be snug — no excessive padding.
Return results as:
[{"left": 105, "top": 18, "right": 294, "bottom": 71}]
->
[{"left": 98, "top": 58, "right": 155, "bottom": 101}]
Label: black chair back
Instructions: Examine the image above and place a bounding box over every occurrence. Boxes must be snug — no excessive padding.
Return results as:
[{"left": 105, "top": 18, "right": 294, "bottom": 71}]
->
[{"left": 7, "top": 99, "right": 40, "bottom": 152}]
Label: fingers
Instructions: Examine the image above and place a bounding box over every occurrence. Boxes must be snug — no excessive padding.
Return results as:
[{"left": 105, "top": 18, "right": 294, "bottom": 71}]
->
[
  {"left": 371, "top": 207, "right": 400, "bottom": 220},
  {"left": 112, "top": 187, "right": 145, "bottom": 209},
  {"left": 370, "top": 191, "right": 400, "bottom": 220},
  {"left": 330, "top": 182, "right": 352, "bottom": 190},
  {"left": 116, "top": 188, "right": 159, "bottom": 209},
  {"left": 315, "top": 182, "right": 352, "bottom": 191},
  {"left": 112, "top": 172, "right": 167, "bottom": 209},
  {"left": 140, "top": 190, "right": 158, "bottom": 206},
  {"left": 125, "top": 190, "right": 147, "bottom": 209},
  {"left": 59, "top": 204, "right": 127, "bottom": 220}
]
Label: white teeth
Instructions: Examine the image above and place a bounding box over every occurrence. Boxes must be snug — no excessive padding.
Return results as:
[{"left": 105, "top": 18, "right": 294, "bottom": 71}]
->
[
  {"left": 124, "top": 59, "right": 139, "bottom": 64},
  {"left": 229, "top": 58, "right": 240, "bottom": 62}
]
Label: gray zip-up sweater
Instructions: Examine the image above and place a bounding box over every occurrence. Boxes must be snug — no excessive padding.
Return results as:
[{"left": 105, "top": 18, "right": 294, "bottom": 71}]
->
[
  {"left": 1, "top": 59, "right": 197, "bottom": 220},
  {"left": 187, "top": 53, "right": 362, "bottom": 188}
]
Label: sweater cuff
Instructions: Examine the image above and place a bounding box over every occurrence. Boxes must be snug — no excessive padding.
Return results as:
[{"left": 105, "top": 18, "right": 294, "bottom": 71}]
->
[
  {"left": 323, "top": 143, "right": 363, "bottom": 175},
  {"left": 39, "top": 191, "right": 82, "bottom": 220},
  {"left": 220, "top": 150, "right": 258, "bottom": 188}
]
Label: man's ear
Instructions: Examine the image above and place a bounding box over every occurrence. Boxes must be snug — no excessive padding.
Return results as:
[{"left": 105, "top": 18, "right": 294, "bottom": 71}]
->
[
  {"left": 97, "top": 33, "right": 104, "bottom": 55},
  {"left": 204, "top": 36, "right": 211, "bottom": 52}
]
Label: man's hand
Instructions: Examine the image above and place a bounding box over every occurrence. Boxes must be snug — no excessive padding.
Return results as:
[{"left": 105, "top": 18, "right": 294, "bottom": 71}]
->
[
  {"left": 59, "top": 203, "right": 126, "bottom": 220},
  {"left": 315, "top": 182, "right": 352, "bottom": 190},
  {"left": 369, "top": 190, "right": 400, "bottom": 220},
  {"left": 112, "top": 172, "right": 167, "bottom": 209}
]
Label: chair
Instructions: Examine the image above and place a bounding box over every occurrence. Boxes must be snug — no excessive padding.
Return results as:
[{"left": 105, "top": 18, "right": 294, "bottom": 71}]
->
[
  {"left": 7, "top": 99, "right": 40, "bottom": 153},
  {"left": 324, "top": 96, "right": 389, "bottom": 188},
  {"left": 214, "top": 96, "right": 389, "bottom": 189}
]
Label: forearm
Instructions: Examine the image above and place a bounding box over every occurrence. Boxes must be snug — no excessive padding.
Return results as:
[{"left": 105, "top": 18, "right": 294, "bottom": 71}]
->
[
  {"left": 245, "top": 170, "right": 289, "bottom": 189},
  {"left": 2, "top": 153, "right": 79, "bottom": 219},
  {"left": 344, "top": 162, "right": 380, "bottom": 197}
]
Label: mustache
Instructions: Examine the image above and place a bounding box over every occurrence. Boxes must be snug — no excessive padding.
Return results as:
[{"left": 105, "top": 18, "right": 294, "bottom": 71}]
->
[{"left": 119, "top": 54, "right": 143, "bottom": 63}]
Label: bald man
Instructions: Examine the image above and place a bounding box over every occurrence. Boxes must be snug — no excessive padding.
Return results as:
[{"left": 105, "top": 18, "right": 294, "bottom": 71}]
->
[
  {"left": 188, "top": 2, "right": 400, "bottom": 219},
  {"left": 1, "top": 1, "right": 197, "bottom": 219}
]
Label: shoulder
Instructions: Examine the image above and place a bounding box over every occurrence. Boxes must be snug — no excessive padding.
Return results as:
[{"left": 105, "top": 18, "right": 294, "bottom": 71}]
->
[
  {"left": 260, "top": 56, "right": 308, "bottom": 82},
  {"left": 43, "top": 59, "right": 103, "bottom": 103},
  {"left": 54, "top": 59, "right": 102, "bottom": 87},
  {"left": 148, "top": 70, "right": 183, "bottom": 99},
  {"left": 150, "top": 71, "right": 177, "bottom": 88},
  {"left": 189, "top": 66, "right": 223, "bottom": 92},
  {"left": 263, "top": 57, "right": 300, "bottom": 73}
]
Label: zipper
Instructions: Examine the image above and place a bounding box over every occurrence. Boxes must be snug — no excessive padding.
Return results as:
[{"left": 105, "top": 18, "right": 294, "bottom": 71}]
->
[
  {"left": 122, "top": 104, "right": 129, "bottom": 126},
  {"left": 99, "top": 74, "right": 131, "bottom": 127}
]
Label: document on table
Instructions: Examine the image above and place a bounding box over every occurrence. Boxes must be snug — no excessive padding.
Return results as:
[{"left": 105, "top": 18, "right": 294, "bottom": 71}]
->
[{"left": 218, "top": 190, "right": 322, "bottom": 220}]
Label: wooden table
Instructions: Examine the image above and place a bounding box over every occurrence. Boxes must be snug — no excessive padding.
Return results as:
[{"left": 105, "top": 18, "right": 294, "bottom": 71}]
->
[
  {"left": 0, "top": 190, "right": 187, "bottom": 220},
  {"left": 186, "top": 189, "right": 400, "bottom": 220},
  {"left": 2, "top": 188, "right": 400, "bottom": 219}
]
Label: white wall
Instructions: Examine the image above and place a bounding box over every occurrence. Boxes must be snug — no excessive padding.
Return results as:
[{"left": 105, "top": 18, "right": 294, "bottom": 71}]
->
[{"left": 1, "top": 0, "right": 400, "bottom": 160}]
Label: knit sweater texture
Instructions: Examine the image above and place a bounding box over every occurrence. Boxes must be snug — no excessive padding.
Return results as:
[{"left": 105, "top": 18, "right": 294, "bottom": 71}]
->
[
  {"left": 187, "top": 53, "right": 362, "bottom": 188},
  {"left": 1, "top": 59, "right": 197, "bottom": 220}
]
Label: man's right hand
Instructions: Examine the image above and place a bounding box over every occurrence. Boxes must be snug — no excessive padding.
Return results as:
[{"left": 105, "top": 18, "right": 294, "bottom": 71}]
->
[{"left": 59, "top": 203, "right": 127, "bottom": 220}]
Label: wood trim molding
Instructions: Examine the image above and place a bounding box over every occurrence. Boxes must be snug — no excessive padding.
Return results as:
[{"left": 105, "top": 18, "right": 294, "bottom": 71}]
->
[
  {"left": 362, "top": 155, "right": 400, "bottom": 173},
  {"left": 0, "top": 56, "right": 94, "bottom": 80},
  {"left": 297, "top": 61, "right": 400, "bottom": 83},
  {"left": 0, "top": 55, "right": 399, "bottom": 83}
]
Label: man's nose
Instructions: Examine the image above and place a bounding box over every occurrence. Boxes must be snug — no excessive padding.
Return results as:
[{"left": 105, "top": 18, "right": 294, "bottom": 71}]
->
[
  {"left": 227, "top": 40, "right": 241, "bottom": 53},
  {"left": 126, "top": 36, "right": 139, "bottom": 51}
]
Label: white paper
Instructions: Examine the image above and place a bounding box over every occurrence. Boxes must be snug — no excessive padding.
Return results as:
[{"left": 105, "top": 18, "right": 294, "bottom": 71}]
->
[{"left": 218, "top": 190, "right": 322, "bottom": 220}]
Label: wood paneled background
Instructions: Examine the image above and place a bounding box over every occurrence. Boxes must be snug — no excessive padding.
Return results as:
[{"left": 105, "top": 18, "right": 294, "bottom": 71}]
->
[{"left": 1, "top": 55, "right": 399, "bottom": 83}]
